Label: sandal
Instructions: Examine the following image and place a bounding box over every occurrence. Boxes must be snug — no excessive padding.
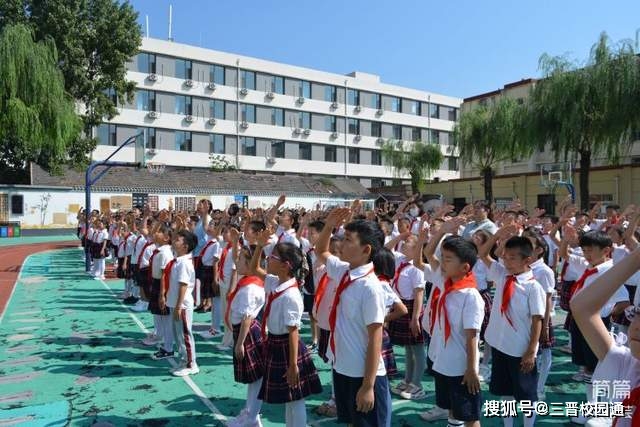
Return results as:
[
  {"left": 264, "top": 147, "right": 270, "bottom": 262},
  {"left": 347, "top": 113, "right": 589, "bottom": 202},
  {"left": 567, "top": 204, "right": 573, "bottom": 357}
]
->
[{"left": 315, "top": 403, "right": 331, "bottom": 415}]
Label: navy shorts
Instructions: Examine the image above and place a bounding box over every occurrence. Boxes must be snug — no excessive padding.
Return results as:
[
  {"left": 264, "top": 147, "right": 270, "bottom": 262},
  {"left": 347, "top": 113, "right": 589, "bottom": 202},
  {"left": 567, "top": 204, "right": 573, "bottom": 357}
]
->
[
  {"left": 571, "top": 316, "right": 610, "bottom": 372},
  {"left": 434, "top": 371, "right": 481, "bottom": 422},
  {"left": 333, "top": 370, "right": 391, "bottom": 427},
  {"left": 489, "top": 348, "right": 538, "bottom": 402},
  {"left": 303, "top": 292, "right": 315, "bottom": 315}
]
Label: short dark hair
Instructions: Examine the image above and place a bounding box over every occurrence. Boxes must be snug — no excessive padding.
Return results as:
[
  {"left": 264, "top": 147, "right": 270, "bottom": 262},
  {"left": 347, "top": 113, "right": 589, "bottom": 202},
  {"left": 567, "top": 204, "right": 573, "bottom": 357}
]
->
[
  {"left": 441, "top": 236, "right": 478, "bottom": 268},
  {"left": 542, "top": 214, "right": 559, "bottom": 224},
  {"left": 344, "top": 220, "right": 384, "bottom": 262},
  {"left": 579, "top": 230, "right": 612, "bottom": 249},
  {"left": 308, "top": 220, "right": 325, "bottom": 233},
  {"left": 372, "top": 247, "right": 396, "bottom": 281},
  {"left": 606, "top": 204, "right": 620, "bottom": 211},
  {"left": 273, "top": 242, "right": 308, "bottom": 282},
  {"left": 522, "top": 227, "right": 549, "bottom": 262},
  {"left": 504, "top": 236, "right": 534, "bottom": 259},
  {"left": 248, "top": 220, "right": 266, "bottom": 233},
  {"left": 176, "top": 229, "right": 198, "bottom": 253}
]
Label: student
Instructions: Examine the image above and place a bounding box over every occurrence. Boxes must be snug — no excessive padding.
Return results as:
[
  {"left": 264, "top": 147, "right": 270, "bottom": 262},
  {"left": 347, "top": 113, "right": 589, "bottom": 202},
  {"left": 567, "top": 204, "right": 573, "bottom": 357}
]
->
[
  {"left": 251, "top": 231, "right": 322, "bottom": 427},
  {"left": 125, "top": 224, "right": 146, "bottom": 305},
  {"left": 90, "top": 220, "right": 108, "bottom": 280},
  {"left": 316, "top": 208, "right": 391, "bottom": 427},
  {"left": 479, "top": 228, "right": 546, "bottom": 427},
  {"left": 218, "top": 224, "right": 239, "bottom": 350},
  {"left": 166, "top": 229, "right": 199, "bottom": 376},
  {"left": 133, "top": 225, "right": 156, "bottom": 314},
  {"left": 148, "top": 225, "right": 175, "bottom": 359},
  {"left": 470, "top": 229, "right": 494, "bottom": 381},
  {"left": 226, "top": 228, "right": 266, "bottom": 427},
  {"left": 194, "top": 223, "right": 221, "bottom": 314},
  {"left": 570, "top": 246, "right": 640, "bottom": 427}
]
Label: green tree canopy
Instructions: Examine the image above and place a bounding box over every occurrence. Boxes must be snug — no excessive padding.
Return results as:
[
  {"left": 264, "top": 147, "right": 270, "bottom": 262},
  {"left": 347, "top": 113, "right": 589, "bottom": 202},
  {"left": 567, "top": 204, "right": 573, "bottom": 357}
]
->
[
  {"left": 0, "top": 24, "right": 81, "bottom": 180},
  {"left": 381, "top": 140, "right": 444, "bottom": 194}
]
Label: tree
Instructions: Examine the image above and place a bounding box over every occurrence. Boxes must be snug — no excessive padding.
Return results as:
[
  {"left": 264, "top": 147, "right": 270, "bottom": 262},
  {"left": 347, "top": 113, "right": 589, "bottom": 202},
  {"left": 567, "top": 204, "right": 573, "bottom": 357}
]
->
[
  {"left": 454, "top": 97, "right": 528, "bottom": 203},
  {"left": 381, "top": 140, "right": 444, "bottom": 194},
  {"left": 524, "top": 32, "right": 640, "bottom": 210},
  {"left": 0, "top": 24, "right": 81, "bottom": 181},
  {"left": 210, "top": 155, "right": 237, "bottom": 172},
  {"left": 0, "top": 0, "right": 142, "bottom": 168}
]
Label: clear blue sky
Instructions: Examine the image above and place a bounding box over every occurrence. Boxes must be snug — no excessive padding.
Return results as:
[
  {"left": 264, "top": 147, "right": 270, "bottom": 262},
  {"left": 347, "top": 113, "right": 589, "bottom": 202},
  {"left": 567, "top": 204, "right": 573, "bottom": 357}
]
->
[{"left": 129, "top": 0, "right": 640, "bottom": 99}]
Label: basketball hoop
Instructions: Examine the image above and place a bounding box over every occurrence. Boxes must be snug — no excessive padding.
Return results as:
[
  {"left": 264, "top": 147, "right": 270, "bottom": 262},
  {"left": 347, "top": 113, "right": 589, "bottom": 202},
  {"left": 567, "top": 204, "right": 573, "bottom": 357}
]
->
[{"left": 146, "top": 162, "right": 166, "bottom": 175}]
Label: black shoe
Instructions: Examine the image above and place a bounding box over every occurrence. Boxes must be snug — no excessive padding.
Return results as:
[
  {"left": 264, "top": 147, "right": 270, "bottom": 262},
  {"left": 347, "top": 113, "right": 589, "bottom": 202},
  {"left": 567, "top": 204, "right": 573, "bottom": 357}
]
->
[
  {"left": 194, "top": 305, "right": 204, "bottom": 313},
  {"left": 123, "top": 296, "right": 139, "bottom": 305},
  {"left": 151, "top": 349, "right": 174, "bottom": 360}
]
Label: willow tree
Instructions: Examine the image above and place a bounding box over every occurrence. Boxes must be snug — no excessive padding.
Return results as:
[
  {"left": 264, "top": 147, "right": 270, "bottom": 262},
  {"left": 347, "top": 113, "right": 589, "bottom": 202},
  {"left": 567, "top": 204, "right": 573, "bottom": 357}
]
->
[
  {"left": 454, "top": 97, "right": 528, "bottom": 203},
  {"left": 0, "top": 24, "right": 81, "bottom": 181},
  {"left": 381, "top": 140, "right": 444, "bottom": 194},
  {"left": 524, "top": 32, "right": 640, "bottom": 210}
]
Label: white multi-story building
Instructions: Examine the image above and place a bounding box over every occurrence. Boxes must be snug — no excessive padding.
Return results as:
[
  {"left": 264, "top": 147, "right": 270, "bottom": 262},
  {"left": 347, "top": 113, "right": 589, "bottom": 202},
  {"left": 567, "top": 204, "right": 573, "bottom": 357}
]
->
[{"left": 95, "top": 38, "right": 462, "bottom": 188}]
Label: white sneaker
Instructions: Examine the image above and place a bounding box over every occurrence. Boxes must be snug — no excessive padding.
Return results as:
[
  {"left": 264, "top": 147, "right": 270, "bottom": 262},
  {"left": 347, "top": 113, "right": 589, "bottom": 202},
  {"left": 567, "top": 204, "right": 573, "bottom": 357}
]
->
[
  {"left": 419, "top": 406, "right": 449, "bottom": 421},
  {"left": 198, "top": 329, "right": 220, "bottom": 339},
  {"left": 142, "top": 334, "right": 160, "bottom": 346},
  {"left": 447, "top": 419, "right": 464, "bottom": 427},
  {"left": 130, "top": 300, "right": 149, "bottom": 312},
  {"left": 399, "top": 384, "right": 426, "bottom": 400},
  {"left": 216, "top": 344, "right": 232, "bottom": 351},
  {"left": 226, "top": 410, "right": 248, "bottom": 427},
  {"left": 172, "top": 364, "right": 200, "bottom": 377}
]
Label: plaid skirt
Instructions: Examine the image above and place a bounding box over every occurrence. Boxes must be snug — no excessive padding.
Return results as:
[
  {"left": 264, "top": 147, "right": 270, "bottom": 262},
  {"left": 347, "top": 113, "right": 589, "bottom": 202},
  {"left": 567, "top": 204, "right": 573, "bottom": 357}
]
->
[
  {"left": 559, "top": 280, "right": 574, "bottom": 312},
  {"left": 388, "top": 299, "right": 425, "bottom": 346},
  {"left": 479, "top": 289, "right": 493, "bottom": 341},
  {"left": 381, "top": 328, "right": 398, "bottom": 378},
  {"left": 148, "top": 278, "right": 169, "bottom": 316},
  {"left": 232, "top": 320, "right": 265, "bottom": 384},
  {"left": 318, "top": 328, "right": 330, "bottom": 364},
  {"left": 539, "top": 318, "right": 556, "bottom": 349},
  {"left": 198, "top": 265, "right": 219, "bottom": 298},
  {"left": 258, "top": 332, "right": 322, "bottom": 404}
]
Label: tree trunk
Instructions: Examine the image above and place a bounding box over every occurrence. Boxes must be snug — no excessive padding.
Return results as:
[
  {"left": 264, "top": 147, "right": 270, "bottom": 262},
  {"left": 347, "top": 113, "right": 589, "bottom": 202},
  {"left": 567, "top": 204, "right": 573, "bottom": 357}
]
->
[
  {"left": 579, "top": 149, "right": 591, "bottom": 211},
  {"left": 410, "top": 172, "right": 420, "bottom": 195},
  {"left": 482, "top": 168, "right": 494, "bottom": 203}
]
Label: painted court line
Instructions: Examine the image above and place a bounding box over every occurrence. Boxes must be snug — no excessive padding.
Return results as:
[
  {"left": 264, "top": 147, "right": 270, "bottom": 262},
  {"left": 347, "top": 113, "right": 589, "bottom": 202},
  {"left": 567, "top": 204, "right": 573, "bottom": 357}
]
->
[{"left": 0, "top": 254, "right": 34, "bottom": 326}]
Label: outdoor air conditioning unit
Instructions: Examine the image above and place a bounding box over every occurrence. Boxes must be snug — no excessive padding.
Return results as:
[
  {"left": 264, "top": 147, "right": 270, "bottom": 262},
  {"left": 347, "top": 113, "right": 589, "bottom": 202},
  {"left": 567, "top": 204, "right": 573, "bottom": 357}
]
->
[
  {"left": 147, "top": 111, "right": 159, "bottom": 119},
  {"left": 303, "top": 129, "right": 311, "bottom": 136},
  {"left": 240, "top": 121, "right": 249, "bottom": 129},
  {"left": 355, "top": 135, "right": 362, "bottom": 142},
  {"left": 330, "top": 101, "right": 339, "bottom": 109},
  {"left": 147, "top": 73, "right": 158, "bottom": 82},
  {"left": 297, "top": 96, "right": 305, "bottom": 104},
  {"left": 240, "top": 88, "right": 249, "bottom": 96},
  {"left": 207, "top": 82, "right": 216, "bottom": 91},
  {"left": 376, "top": 137, "right": 385, "bottom": 145},
  {"left": 266, "top": 157, "right": 277, "bottom": 165},
  {"left": 376, "top": 109, "right": 384, "bottom": 116},
  {"left": 266, "top": 92, "right": 275, "bottom": 99},
  {"left": 354, "top": 105, "right": 362, "bottom": 113},
  {"left": 208, "top": 118, "right": 217, "bottom": 126},
  {"left": 293, "top": 128, "right": 302, "bottom": 135},
  {"left": 185, "top": 115, "right": 195, "bottom": 123},
  {"left": 330, "top": 132, "right": 338, "bottom": 139},
  {"left": 184, "top": 79, "right": 194, "bottom": 88}
]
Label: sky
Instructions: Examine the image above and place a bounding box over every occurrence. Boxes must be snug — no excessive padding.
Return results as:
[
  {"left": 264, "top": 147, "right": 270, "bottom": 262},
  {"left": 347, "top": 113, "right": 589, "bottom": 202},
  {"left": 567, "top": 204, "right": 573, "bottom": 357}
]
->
[{"left": 128, "top": 0, "right": 640, "bottom": 99}]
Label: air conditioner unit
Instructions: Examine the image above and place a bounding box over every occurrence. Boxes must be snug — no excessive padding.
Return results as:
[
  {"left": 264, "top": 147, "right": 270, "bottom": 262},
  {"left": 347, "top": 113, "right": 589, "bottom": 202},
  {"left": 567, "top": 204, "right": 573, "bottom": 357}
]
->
[
  {"left": 297, "top": 96, "right": 305, "bottom": 104},
  {"left": 330, "top": 132, "right": 338, "bottom": 139},
  {"left": 376, "top": 137, "right": 385, "bottom": 145},
  {"left": 355, "top": 135, "right": 362, "bottom": 142},
  {"left": 354, "top": 105, "right": 362, "bottom": 113},
  {"left": 266, "top": 92, "right": 275, "bottom": 99},
  {"left": 330, "top": 101, "right": 339, "bottom": 109},
  {"left": 208, "top": 118, "right": 217, "bottom": 126},
  {"left": 147, "top": 148, "right": 157, "bottom": 155},
  {"left": 185, "top": 115, "right": 194, "bottom": 123},
  {"left": 184, "top": 79, "right": 194, "bottom": 88},
  {"left": 376, "top": 109, "right": 384, "bottom": 116},
  {"left": 147, "top": 111, "right": 159, "bottom": 119},
  {"left": 240, "top": 88, "right": 249, "bottom": 96},
  {"left": 207, "top": 82, "right": 216, "bottom": 91},
  {"left": 147, "top": 73, "right": 158, "bottom": 82},
  {"left": 240, "top": 121, "right": 249, "bottom": 129},
  {"left": 303, "top": 129, "right": 311, "bottom": 136},
  {"left": 293, "top": 128, "right": 302, "bottom": 135},
  {"left": 266, "top": 157, "right": 277, "bottom": 165}
]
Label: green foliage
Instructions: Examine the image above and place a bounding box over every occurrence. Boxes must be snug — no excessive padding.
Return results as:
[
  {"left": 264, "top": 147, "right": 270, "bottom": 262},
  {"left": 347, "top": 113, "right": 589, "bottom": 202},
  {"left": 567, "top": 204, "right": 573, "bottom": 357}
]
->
[
  {"left": 210, "top": 155, "right": 237, "bottom": 172},
  {"left": 0, "top": 24, "right": 81, "bottom": 179},
  {"left": 381, "top": 139, "right": 443, "bottom": 193}
]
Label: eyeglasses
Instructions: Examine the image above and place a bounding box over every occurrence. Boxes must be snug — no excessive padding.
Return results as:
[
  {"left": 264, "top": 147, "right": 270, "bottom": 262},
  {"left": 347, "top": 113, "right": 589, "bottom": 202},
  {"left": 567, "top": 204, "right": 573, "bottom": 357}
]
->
[
  {"left": 268, "top": 253, "right": 291, "bottom": 268},
  {"left": 625, "top": 305, "right": 640, "bottom": 322}
]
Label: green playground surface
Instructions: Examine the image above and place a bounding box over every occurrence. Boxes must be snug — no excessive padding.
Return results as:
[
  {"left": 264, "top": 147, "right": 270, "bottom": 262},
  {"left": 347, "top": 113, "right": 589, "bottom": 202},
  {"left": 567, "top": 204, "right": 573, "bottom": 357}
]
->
[
  {"left": 0, "top": 247, "right": 588, "bottom": 426},
  {"left": 0, "top": 233, "right": 77, "bottom": 247}
]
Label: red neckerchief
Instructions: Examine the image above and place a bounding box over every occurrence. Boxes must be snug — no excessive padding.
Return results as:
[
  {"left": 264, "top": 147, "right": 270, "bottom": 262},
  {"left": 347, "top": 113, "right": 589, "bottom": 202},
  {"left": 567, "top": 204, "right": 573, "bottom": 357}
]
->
[
  {"left": 161, "top": 258, "right": 177, "bottom": 295},
  {"left": 613, "top": 386, "right": 639, "bottom": 426},
  {"left": 137, "top": 242, "right": 154, "bottom": 266},
  {"left": 391, "top": 261, "right": 411, "bottom": 294},
  {"left": 429, "top": 287, "right": 441, "bottom": 335},
  {"left": 261, "top": 281, "right": 299, "bottom": 340},
  {"left": 329, "top": 267, "right": 374, "bottom": 355},
  {"left": 560, "top": 260, "right": 569, "bottom": 282},
  {"left": 217, "top": 242, "right": 232, "bottom": 282},
  {"left": 225, "top": 275, "right": 264, "bottom": 327},
  {"left": 313, "top": 272, "right": 330, "bottom": 315},
  {"left": 437, "top": 272, "right": 477, "bottom": 344},
  {"left": 500, "top": 272, "right": 533, "bottom": 329},
  {"left": 570, "top": 267, "right": 598, "bottom": 299},
  {"left": 148, "top": 248, "right": 160, "bottom": 281},
  {"left": 195, "top": 239, "right": 217, "bottom": 268}
]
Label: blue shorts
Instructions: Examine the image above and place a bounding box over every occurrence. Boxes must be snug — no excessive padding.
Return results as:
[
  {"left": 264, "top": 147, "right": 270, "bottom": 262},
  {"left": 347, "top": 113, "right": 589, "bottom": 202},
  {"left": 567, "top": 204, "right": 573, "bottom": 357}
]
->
[
  {"left": 434, "top": 371, "right": 481, "bottom": 421},
  {"left": 489, "top": 348, "right": 538, "bottom": 401},
  {"left": 333, "top": 370, "right": 391, "bottom": 427}
]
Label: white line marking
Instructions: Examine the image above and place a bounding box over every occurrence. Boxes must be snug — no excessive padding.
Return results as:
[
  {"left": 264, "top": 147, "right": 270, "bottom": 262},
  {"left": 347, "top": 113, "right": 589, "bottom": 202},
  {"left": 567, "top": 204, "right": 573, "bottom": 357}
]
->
[{"left": 0, "top": 253, "right": 35, "bottom": 325}]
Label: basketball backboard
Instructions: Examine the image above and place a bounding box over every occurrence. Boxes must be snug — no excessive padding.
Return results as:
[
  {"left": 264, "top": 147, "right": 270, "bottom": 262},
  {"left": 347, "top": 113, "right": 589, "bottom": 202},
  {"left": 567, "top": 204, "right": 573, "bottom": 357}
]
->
[{"left": 539, "top": 162, "right": 572, "bottom": 188}]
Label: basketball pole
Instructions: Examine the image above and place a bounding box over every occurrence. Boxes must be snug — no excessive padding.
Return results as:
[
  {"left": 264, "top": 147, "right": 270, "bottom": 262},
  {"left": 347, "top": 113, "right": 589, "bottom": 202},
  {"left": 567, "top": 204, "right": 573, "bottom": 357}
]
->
[{"left": 84, "top": 132, "right": 144, "bottom": 272}]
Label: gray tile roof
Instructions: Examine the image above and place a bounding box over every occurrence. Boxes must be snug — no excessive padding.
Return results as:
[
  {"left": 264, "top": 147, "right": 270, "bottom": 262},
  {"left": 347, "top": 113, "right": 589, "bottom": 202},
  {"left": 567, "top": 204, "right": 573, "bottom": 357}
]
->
[{"left": 30, "top": 163, "right": 371, "bottom": 197}]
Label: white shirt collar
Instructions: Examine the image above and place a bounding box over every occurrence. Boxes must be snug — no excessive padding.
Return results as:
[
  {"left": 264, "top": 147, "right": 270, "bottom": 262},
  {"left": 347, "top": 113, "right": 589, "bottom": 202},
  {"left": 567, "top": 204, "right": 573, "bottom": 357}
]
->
[
  {"left": 592, "top": 259, "right": 613, "bottom": 272},
  {"left": 530, "top": 258, "right": 546, "bottom": 269},
  {"left": 513, "top": 269, "right": 535, "bottom": 283},
  {"left": 176, "top": 253, "right": 192, "bottom": 261},
  {"left": 349, "top": 262, "right": 375, "bottom": 281},
  {"left": 274, "top": 277, "right": 297, "bottom": 292}
]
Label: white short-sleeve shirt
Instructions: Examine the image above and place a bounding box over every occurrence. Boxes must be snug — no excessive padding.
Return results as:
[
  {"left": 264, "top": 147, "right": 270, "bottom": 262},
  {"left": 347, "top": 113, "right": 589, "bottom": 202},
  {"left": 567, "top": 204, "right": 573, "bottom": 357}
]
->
[
  {"left": 485, "top": 261, "right": 546, "bottom": 357},
  {"left": 220, "top": 242, "right": 236, "bottom": 287},
  {"left": 530, "top": 258, "right": 556, "bottom": 295},
  {"left": 131, "top": 235, "right": 147, "bottom": 265},
  {"left": 264, "top": 275, "right": 303, "bottom": 335},
  {"left": 125, "top": 233, "right": 137, "bottom": 257},
  {"left": 313, "top": 267, "right": 337, "bottom": 331},
  {"left": 564, "top": 247, "right": 587, "bottom": 281},
  {"left": 391, "top": 253, "right": 424, "bottom": 300},
  {"left": 152, "top": 244, "right": 174, "bottom": 279},
  {"left": 200, "top": 238, "right": 221, "bottom": 266},
  {"left": 473, "top": 260, "right": 489, "bottom": 291},
  {"left": 572, "top": 259, "right": 627, "bottom": 318},
  {"left": 138, "top": 243, "right": 156, "bottom": 269},
  {"left": 230, "top": 280, "right": 265, "bottom": 325},
  {"left": 94, "top": 229, "right": 108, "bottom": 244},
  {"left": 325, "top": 255, "right": 386, "bottom": 378},
  {"left": 166, "top": 254, "right": 195, "bottom": 309}
]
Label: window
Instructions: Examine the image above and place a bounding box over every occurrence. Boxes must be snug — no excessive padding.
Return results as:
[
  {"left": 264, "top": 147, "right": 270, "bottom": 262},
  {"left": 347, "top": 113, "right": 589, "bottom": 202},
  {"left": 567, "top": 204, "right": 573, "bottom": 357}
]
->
[
  {"left": 324, "top": 85, "right": 337, "bottom": 102},
  {"left": 325, "top": 115, "right": 337, "bottom": 132},
  {"left": 273, "top": 76, "right": 284, "bottom": 94},
  {"left": 299, "top": 142, "right": 311, "bottom": 160},
  {"left": 299, "top": 112, "right": 311, "bottom": 129},
  {"left": 409, "top": 100, "right": 421, "bottom": 115},
  {"left": 371, "top": 178, "right": 384, "bottom": 188},
  {"left": 347, "top": 89, "right": 360, "bottom": 106},
  {"left": 348, "top": 119, "right": 359, "bottom": 135},
  {"left": 209, "top": 65, "right": 225, "bottom": 85},
  {"left": 448, "top": 107, "right": 458, "bottom": 121},
  {"left": 210, "top": 100, "right": 225, "bottom": 119},
  {"left": 271, "top": 108, "right": 284, "bottom": 126},
  {"left": 371, "top": 122, "right": 381, "bottom": 137},
  {"left": 175, "top": 196, "right": 196, "bottom": 212},
  {"left": 348, "top": 148, "right": 360, "bottom": 164},
  {"left": 430, "top": 130, "right": 440, "bottom": 144},
  {"left": 104, "top": 88, "right": 117, "bottom": 105},
  {"left": 271, "top": 140, "right": 285, "bottom": 158},
  {"left": 175, "top": 131, "right": 192, "bottom": 151},
  {"left": 390, "top": 97, "right": 401, "bottom": 112},
  {"left": 241, "top": 70, "right": 256, "bottom": 90},
  {"left": 175, "top": 59, "right": 192, "bottom": 79},
  {"left": 137, "top": 53, "right": 156, "bottom": 74},
  {"left": 447, "top": 156, "right": 458, "bottom": 171},
  {"left": 136, "top": 90, "right": 155, "bottom": 111},
  {"left": 175, "top": 95, "right": 192, "bottom": 115},
  {"left": 325, "top": 146, "right": 337, "bottom": 162},
  {"left": 392, "top": 125, "right": 401, "bottom": 140},
  {"left": 429, "top": 103, "right": 439, "bottom": 118},
  {"left": 240, "top": 137, "right": 256, "bottom": 156},
  {"left": 371, "top": 150, "right": 382, "bottom": 165},
  {"left": 412, "top": 127, "right": 421, "bottom": 142},
  {"left": 301, "top": 80, "right": 311, "bottom": 98},
  {"left": 97, "top": 124, "right": 117, "bottom": 146},
  {"left": 370, "top": 93, "right": 381, "bottom": 109},
  {"left": 210, "top": 134, "right": 225, "bottom": 154},
  {"left": 138, "top": 127, "right": 156, "bottom": 149},
  {"left": 241, "top": 104, "right": 256, "bottom": 123}
]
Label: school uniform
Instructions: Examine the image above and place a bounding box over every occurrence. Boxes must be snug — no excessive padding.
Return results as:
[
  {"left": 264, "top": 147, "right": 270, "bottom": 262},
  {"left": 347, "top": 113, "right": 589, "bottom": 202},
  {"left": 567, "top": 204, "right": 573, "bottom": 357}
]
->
[
  {"left": 131, "top": 235, "right": 147, "bottom": 285},
  {"left": 379, "top": 277, "right": 400, "bottom": 378},
  {"left": 530, "top": 258, "right": 556, "bottom": 349},
  {"left": 300, "top": 238, "right": 316, "bottom": 315},
  {"left": 137, "top": 242, "right": 156, "bottom": 298},
  {"left": 312, "top": 266, "right": 336, "bottom": 364},
  {"left": 429, "top": 269, "right": 484, "bottom": 422},
  {"left": 196, "top": 238, "right": 221, "bottom": 300},
  {"left": 228, "top": 275, "right": 265, "bottom": 384},
  {"left": 116, "top": 234, "right": 130, "bottom": 279},
  {"left": 258, "top": 275, "right": 322, "bottom": 404},
  {"left": 124, "top": 233, "right": 137, "bottom": 281},
  {"left": 166, "top": 253, "right": 197, "bottom": 368},
  {"left": 485, "top": 261, "right": 546, "bottom": 401},
  {"left": 90, "top": 229, "right": 108, "bottom": 278},
  {"left": 218, "top": 240, "right": 235, "bottom": 346},
  {"left": 387, "top": 254, "right": 425, "bottom": 346},
  {"left": 473, "top": 260, "right": 493, "bottom": 341},
  {"left": 559, "top": 247, "right": 583, "bottom": 329},
  {"left": 149, "top": 244, "right": 174, "bottom": 352},
  {"left": 325, "top": 255, "right": 391, "bottom": 427},
  {"left": 612, "top": 245, "right": 640, "bottom": 324}
]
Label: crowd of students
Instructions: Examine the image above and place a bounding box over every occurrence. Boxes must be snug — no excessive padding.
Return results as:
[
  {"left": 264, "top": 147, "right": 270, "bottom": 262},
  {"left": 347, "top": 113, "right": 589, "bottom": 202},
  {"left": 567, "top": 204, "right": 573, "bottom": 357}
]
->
[{"left": 77, "top": 195, "right": 640, "bottom": 427}]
